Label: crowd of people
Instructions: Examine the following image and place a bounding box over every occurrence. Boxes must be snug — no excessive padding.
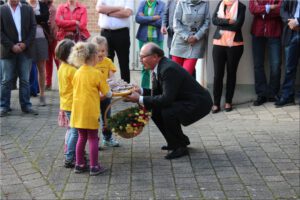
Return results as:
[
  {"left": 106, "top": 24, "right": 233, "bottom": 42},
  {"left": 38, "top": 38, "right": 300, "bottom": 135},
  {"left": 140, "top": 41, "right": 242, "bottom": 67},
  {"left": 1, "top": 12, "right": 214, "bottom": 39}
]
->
[{"left": 0, "top": 0, "right": 299, "bottom": 175}]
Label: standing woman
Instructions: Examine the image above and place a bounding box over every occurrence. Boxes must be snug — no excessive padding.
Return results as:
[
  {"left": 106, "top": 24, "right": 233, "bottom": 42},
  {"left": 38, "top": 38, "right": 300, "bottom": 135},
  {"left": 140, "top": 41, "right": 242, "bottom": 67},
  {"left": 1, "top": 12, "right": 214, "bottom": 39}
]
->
[
  {"left": 55, "top": 0, "right": 90, "bottom": 42},
  {"left": 170, "top": 0, "right": 210, "bottom": 75},
  {"left": 27, "top": 0, "right": 50, "bottom": 106},
  {"left": 211, "top": 0, "right": 245, "bottom": 113},
  {"left": 45, "top": 0, "right": 60, "bottom": 90},
  {"left": 135, "top": 0, "right": 165, "bottom": 89}
]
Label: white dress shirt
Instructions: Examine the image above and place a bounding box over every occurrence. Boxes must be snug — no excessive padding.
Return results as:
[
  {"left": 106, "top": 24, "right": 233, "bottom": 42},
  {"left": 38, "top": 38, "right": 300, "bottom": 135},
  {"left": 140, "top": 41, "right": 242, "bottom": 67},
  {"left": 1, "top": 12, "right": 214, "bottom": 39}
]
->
[
  {"left": 8, "top": 2, "right": 22, "bottom": 42},
  {"left": 295, "top": 0, "right": 300, "bottom": 25},
  {"left": 96, "top": 0, "right": 134, "bottom": 30}
]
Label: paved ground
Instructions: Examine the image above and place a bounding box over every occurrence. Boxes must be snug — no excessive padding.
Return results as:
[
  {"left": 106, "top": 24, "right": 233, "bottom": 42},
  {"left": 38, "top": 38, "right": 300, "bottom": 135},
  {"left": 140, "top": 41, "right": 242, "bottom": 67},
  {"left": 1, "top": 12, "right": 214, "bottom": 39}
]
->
[{"left": 1, "top": 72, "right": 299, "bottom": 200}]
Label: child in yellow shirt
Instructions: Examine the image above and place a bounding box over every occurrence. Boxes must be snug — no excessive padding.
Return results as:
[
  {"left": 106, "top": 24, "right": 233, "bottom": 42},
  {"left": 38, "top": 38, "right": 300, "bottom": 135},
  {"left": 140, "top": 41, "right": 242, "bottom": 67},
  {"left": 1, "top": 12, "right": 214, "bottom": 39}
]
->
[
  {"left": 91, "top": 36, "right": 120, "bottom": 148},
  {"left": 68, "top": 42, "right": 112, "bottom": 176},
  {"left": 55, "top": 39, "right": 78, "bottom": 168}
]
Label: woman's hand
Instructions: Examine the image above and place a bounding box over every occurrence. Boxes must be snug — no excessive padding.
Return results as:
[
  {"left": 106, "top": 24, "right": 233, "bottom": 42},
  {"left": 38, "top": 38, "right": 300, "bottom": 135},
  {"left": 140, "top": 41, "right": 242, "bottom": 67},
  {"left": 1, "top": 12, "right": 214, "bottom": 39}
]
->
[{"left": 187, "top": 35, "right": 198, "bottom": 46}]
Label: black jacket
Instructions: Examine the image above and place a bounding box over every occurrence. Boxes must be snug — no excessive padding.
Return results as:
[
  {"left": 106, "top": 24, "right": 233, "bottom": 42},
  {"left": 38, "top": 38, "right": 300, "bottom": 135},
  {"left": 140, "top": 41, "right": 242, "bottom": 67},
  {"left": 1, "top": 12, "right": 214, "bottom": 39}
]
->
[
  {"left": 35, "top": 1, "right": 50, "bottom": 40},
  {"left": 280, "top": 0, "right": 300, "bottom": 46},
  {"left": 143, "top": 57, "right": 213, "bottom": 126},
  {"left": 212, "top": 1, "right": 246, "bottom": 43},
  {"left": 0, "top": 3, "right": 37, "bottom": 58}
]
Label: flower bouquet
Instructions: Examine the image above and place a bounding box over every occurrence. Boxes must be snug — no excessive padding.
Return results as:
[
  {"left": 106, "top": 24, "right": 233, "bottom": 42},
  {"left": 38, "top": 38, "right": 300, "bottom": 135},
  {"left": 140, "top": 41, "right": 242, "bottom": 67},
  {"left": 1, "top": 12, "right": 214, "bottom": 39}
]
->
[{"left": 107, "top": 105, "right": 151, "bottom": 139}]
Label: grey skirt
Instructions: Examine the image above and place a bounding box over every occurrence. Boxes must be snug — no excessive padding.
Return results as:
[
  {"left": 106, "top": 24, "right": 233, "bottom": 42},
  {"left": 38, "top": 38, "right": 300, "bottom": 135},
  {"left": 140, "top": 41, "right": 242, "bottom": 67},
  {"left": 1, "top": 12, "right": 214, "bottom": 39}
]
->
[{"left": 31, "top": 38, "right": 49, "bottom": 62}]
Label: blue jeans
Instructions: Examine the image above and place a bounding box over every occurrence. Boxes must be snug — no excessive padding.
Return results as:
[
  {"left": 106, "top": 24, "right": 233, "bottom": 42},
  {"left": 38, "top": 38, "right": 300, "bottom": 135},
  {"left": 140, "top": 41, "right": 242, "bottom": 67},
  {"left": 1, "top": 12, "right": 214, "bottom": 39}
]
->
[
  {"left": 0, "top": 53, "right": 32, "bottom": 111},
  {"left": 281, "top": 32, "right": 300, "bottom": 100},
  {"left": 100, "top": 98, "right": 112, "bottom": 141},
  {"left": 252, "top": 36, "right": 281, "bottom": 98},
  {"left": 65, "top": 111, "right": 78, "bottom": 161}
]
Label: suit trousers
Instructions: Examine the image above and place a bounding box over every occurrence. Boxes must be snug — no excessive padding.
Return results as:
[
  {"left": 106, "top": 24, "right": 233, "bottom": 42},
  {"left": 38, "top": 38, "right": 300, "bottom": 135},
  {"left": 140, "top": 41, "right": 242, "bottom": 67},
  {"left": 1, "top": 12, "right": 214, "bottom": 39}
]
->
[
  {"left": 212, "top": 45, "right": 243, "bottom": 106},
  {"left": 151, "top": 103, "right": 190, "bottom": 149},
  {"left": 101, "top": 28, "right": 131, "bottom": 83}
]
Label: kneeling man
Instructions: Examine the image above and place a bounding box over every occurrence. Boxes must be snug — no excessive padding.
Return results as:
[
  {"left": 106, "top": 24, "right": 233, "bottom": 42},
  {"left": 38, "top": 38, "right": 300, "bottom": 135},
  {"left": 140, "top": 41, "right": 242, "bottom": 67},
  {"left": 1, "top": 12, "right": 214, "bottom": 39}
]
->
[{"left": 126, "top": 42, "right": 212, "bottom": 159}]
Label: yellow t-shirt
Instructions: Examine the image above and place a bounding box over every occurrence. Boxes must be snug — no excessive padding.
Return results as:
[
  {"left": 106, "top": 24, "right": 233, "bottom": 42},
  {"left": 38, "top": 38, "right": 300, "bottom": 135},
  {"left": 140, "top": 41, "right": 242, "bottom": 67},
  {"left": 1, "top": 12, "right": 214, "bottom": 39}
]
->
[
  {"left": 57, "top": 62, "right": 77, "bottom": 111},
  {"left": 70, "top": 65, "right": 110, "bottom": 129},
  {"left": 94, "top": 57, "right": 117, "bottom": 80}
]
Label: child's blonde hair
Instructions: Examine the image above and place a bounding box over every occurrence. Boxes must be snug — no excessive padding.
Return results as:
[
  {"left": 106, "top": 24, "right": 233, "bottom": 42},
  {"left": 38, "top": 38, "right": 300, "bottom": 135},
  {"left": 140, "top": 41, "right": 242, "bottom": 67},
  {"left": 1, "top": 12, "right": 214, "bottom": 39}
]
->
[
  {"left": 90, "top": 36, "right": 108, "bottom": 47},
  {"left": 68, "top": 42, "right": 98, "bottom": 67}
]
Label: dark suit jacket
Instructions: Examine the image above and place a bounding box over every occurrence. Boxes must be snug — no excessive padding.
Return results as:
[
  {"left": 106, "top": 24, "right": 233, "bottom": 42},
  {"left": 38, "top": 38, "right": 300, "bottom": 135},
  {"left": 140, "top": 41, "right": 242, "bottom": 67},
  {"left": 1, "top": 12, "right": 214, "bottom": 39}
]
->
[
  {"left": 212, "top": 1, "right": 246, "bottom": 42},
  {"left": 143, "top": 57, "right": 213, "bottom": 126},
  {"left": 0, "top": 3, "right": 36, "bottom": 59},
  {"left": 280, "top": 0, "right": 300, "bottom": 46}
]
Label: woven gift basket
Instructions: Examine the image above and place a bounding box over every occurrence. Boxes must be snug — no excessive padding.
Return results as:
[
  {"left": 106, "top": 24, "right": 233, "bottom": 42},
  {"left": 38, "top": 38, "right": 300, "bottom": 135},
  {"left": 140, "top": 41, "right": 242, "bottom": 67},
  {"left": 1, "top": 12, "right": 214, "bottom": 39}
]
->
[{"left": 104, "top": 97, "right": 151, "bottom": 139}]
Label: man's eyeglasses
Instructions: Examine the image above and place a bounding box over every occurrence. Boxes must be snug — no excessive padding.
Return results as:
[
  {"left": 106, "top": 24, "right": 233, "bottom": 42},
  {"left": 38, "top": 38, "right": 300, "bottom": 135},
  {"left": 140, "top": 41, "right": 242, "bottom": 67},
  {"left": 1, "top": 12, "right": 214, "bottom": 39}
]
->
[{"left": 139, "top": 54, "right": 153, "bottom": 60}]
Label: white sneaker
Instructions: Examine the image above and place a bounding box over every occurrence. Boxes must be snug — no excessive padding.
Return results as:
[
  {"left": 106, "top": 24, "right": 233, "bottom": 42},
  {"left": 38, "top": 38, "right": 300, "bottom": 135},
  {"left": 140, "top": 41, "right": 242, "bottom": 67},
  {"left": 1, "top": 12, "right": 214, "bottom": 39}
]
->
[{"left": 102, "top": 137, "right": 120, "bottom": 147}]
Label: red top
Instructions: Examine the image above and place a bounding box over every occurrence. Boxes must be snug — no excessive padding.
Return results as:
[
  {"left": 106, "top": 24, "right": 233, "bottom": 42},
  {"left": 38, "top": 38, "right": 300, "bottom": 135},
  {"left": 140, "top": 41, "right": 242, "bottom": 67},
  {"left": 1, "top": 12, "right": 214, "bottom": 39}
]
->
[
  {"left": 55, "top": 2, "right": 90, "bottom": 41},
  {"left": 249, "top": 0, "right": 283, "bottom": 38}
]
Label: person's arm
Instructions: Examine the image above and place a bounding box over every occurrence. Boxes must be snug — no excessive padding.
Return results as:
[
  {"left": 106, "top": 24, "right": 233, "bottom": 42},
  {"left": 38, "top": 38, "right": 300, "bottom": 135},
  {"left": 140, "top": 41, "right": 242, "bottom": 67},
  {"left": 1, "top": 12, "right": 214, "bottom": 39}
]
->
[
  {"left": 173, "top": 2, "right": 191, "bottom": 41},
  {"left": 268, "top": 0, "right": 283, "bottom": 18},
  {"left": 0, "top": 8, "right": 15, "bottom": 50},
  {"left": 135, "top": 1, "right": 161, "bottom": 26},
  {"left": 194, "top": 2, "right": 210, "bottom": 40},
  {"left": 35, "top": 2, "right": 49, "bottom": 25},
  {"left": 162, "top": 0, "right": 170, "bottom": 28},
  {"left": 55, "top": 4, "right": 77, "bottom": 30},
  {"left": 249, "top": 0, "right": 268, "bottom": 15},
  {"left": 77, "top": 7, "right": 88, "bottom": 31},
  {"left": 215, "top": 3, "right": 246, "bottom": 32},
  {"left": 96, "top": 0, "right": 132, "bottom": 18},
  {"left": 23, "top": 7, "right": 37, "bottom": 50},
  {"left": 280, "top": 0, "right": 290, "bottom": 24}
]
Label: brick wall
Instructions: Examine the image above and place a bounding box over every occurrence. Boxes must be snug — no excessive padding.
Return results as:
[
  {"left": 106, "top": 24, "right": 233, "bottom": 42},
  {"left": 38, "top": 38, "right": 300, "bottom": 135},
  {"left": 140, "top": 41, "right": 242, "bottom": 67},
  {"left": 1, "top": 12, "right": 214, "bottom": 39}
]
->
[{"left": 54, "top": 0, "right": 100, "bottom": 33}]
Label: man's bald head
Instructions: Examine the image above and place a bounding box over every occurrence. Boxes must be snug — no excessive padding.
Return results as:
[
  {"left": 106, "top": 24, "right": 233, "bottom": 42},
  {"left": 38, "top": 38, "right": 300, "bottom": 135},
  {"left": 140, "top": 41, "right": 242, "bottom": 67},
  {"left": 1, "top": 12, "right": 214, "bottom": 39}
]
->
[{"left": 141, "top": 42, "right": 164, "bottom": 58}]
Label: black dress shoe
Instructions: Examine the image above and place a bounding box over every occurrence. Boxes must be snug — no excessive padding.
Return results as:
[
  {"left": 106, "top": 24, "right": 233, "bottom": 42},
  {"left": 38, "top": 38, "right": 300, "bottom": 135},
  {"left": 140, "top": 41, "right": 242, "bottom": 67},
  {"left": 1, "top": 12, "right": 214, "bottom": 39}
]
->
[
  {"left": 22, "top": 108, "right": 39, "bottom": 115},
  {"left": 253, "top": 96, "right": 267, "bottom": 106},
  {"left": 275, "top": 98, "right": 295, "bottom": 108},
  {"left": 165, "top": 147, "right": 188, "bottom": 160},
  {"left": 161, "top": 145, "right": 174, "bottom": 150},
  {"left": 211, "top": 106, "right": 220, "bottom": 114}
]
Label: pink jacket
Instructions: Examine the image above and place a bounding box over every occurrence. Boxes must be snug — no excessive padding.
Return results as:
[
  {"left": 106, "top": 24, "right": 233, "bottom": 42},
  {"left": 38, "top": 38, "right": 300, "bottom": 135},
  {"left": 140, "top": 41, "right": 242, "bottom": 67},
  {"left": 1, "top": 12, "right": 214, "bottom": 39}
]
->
[{"left": 55, "top": 2, "right": 90, "bottom": 41}]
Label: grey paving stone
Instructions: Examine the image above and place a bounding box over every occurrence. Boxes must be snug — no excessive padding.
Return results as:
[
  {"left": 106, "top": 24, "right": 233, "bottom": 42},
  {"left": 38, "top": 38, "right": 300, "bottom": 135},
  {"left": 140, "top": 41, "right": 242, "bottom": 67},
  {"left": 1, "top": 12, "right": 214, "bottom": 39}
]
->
[
  {"left": 202, "top": 190, "right": 226, "bottom": 199},
  {"left": 62, "top": 191, "right": 85, "bottom": 199}
]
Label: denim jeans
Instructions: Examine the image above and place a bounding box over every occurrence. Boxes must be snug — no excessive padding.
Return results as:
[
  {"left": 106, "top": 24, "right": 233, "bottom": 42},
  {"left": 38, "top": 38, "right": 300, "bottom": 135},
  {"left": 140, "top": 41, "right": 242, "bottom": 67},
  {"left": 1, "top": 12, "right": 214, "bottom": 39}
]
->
[
  {"left": 0, "top": 53, "right": 32, "bottom": 111},
  {"left": 65, "top": 111, "right": 78, "bottom": 162},
  {"left": 100, "top": 98, "right": 112, "bottom": 141},
  {"left": 281, "top": 32, "right": 300, "bottom": 100},
  {"left": 252, "top": 36, "right": 281, "bottom": 98}
]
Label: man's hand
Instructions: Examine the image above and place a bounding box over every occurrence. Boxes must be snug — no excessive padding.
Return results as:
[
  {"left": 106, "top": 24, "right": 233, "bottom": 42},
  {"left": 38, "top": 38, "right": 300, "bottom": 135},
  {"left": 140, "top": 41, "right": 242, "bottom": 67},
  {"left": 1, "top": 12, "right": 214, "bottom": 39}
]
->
[
  {"left": 17, "top": 43, "right": 26, "bottom": 51},
  {"left": 161, "top": 26, "right": 167, "bottom": 35},
  {"left": 288, "top": 19, "right": 299, "bottom": 30},
  {"left": 139, "top": 12, "right": 144, "bottom": 16},
  {"left": 125, "top": 91, "right": 140, "bottom": 103},
  {"left": 11, "top": 44, "right": 23, "bottom": 54},
  {"left": 132, "top": 84, "right": 142, "bottom": 94}
]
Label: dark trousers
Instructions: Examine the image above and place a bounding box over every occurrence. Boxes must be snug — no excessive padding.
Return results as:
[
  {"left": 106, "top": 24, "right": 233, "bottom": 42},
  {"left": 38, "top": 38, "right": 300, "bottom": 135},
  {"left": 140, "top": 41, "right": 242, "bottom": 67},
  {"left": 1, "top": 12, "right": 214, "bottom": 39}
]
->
[
  {"left": 281, "top": 32, "right": 300, "bottom": 100},
  {"left": 101, "top": 28, "right": 131, "bottom": 83},
  {"left": 151, "top": 104, "right": 190, "bottom": 149},
  {"left": 252, "top": 36, "right": 281, "bottom": 98},
  {"left": 100, "top": 98, "right": 112, "bottom": 140},
  {"left": 212, "top": 45, "right": 244, "bottom": 106}
]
